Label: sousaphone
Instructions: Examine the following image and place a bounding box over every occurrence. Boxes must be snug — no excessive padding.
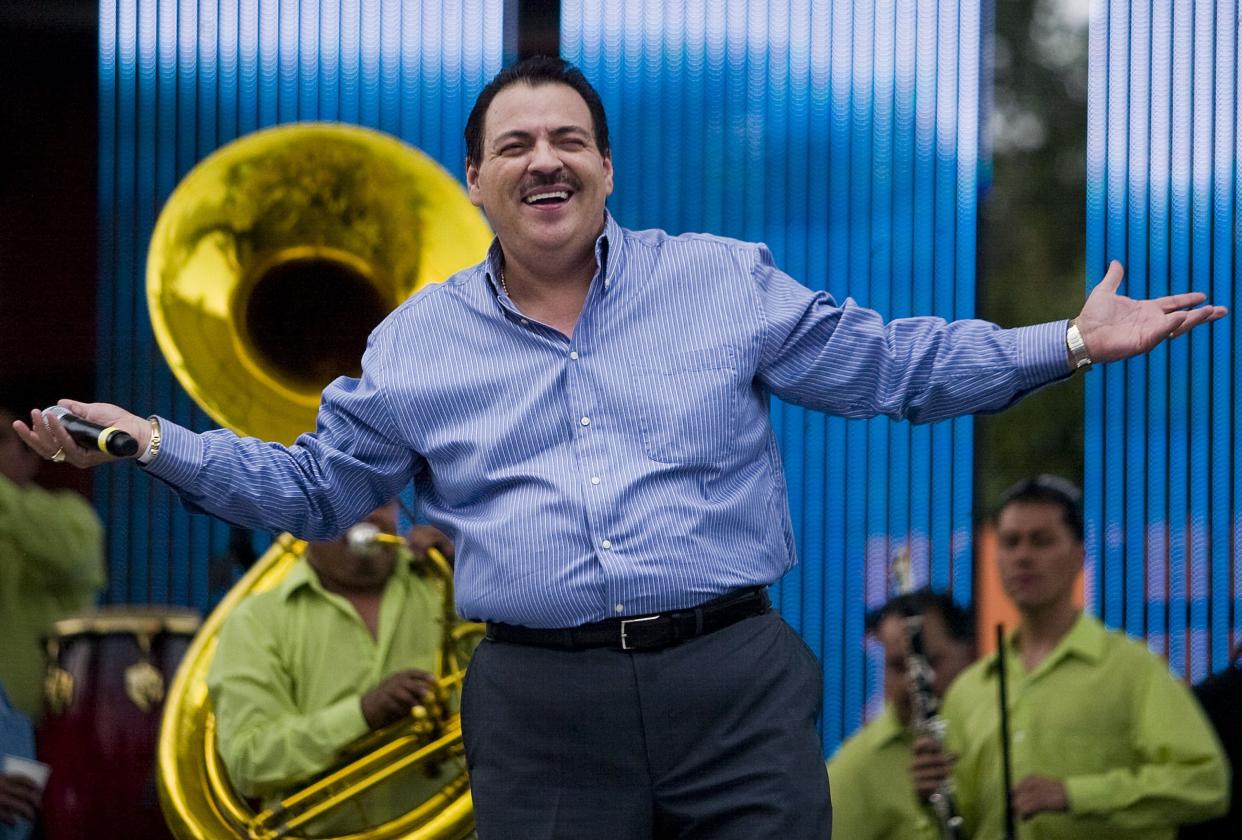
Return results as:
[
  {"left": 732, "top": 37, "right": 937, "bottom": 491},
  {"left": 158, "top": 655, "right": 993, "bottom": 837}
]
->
[{"left": 149, "top": 123, "right": 492, "bottom": 839}]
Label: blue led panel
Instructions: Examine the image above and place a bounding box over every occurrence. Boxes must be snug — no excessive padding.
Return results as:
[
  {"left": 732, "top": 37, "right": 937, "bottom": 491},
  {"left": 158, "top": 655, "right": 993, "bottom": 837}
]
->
[
  {"left": 99, "top": 0, "right": 507, "bottom": 612},
  {"left": 1085, "top": 0, "right": 1237, "bottom": 682},
  {"left": 563, "top": 0, "right": 989, "bottom": 756}
]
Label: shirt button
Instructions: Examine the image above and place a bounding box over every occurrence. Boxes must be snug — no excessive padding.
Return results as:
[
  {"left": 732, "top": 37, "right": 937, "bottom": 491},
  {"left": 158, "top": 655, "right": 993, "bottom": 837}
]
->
[
  {"left": 569, "top": 351, "right": 579, "bottom": 360},
  {"left": 580, "top": 416, "right": 591, "bottom": 426},
  {"left": 520, "top": 318, "right": 530, "bottom": 325},
  {"left": 601, "top": 539, "right": 612, "bottom": 549},
  {"left": 1013, "top": 730, "right": 1025, "bottom": 743},
  {"left": 590, "top": 475, "right": 601, "bottom": 485},
  {"left": 614, "top": 603, "right": 624, "bottom": 613}
]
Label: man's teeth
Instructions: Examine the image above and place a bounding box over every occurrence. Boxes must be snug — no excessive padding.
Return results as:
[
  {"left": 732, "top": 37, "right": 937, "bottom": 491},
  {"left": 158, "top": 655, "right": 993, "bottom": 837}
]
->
[{"left": 524, "top": 191, "right": 570, "bottom": 204}]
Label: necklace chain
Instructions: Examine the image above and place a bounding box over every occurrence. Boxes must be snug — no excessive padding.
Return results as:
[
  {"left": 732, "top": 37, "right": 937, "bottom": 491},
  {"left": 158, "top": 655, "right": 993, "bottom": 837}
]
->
[{"left": 499, "top": 265, "right": 509, "bottom": 296}]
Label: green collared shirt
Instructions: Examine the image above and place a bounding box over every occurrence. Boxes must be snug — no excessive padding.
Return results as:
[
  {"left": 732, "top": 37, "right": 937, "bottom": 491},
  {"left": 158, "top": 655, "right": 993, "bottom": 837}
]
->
[
  {"left": 827, "top": 703, "right": 942, "bottom": 840},
  {"left": 0, "top": 474, "right": 104, "bottom": 718},
  {"left": 943, "top": 613, "right": 1229, "bottom": 840},
  {"left": 206, "top": 550, "right": 446, "bottom": 834}
]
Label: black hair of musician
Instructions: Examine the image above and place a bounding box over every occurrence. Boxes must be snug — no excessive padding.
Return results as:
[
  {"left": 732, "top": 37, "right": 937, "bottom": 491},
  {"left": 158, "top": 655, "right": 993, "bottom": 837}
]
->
[
  {"left": 865, "top": 588, "right": 976, "bottom": 646},
  {"left": 993, "top": 473, "right": 1084, "bottom": 543},
  {"left": 464, "top": 55, "right": 611, "bottom": 167}
]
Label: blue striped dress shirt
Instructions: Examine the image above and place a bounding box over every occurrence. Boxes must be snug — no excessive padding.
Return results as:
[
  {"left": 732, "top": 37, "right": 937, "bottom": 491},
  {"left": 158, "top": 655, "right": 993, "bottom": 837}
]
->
[{"left": 148, "top": 212, "right": 1070, "bottom": 627}]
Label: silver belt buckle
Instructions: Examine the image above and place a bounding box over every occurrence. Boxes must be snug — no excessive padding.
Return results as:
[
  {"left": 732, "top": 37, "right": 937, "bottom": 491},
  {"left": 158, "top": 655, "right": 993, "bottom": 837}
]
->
[{"left": 620, "top": 615, "right": 661, "bottom": 650}]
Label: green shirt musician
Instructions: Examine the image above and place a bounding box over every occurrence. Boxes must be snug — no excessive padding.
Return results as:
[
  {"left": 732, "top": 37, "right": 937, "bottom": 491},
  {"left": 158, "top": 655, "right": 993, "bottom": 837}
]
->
[
  {"left": 0, "top": 408, "right": 104, "bottom": 721},
  {"left": 913, "top": 476, "right": 1228, "bottom": 840},
  {"left": 829, "top": 590, "right": 977, "bottom": 840},
  {"left": 206, "top": 502, "right": 454, "bottom": 836}
]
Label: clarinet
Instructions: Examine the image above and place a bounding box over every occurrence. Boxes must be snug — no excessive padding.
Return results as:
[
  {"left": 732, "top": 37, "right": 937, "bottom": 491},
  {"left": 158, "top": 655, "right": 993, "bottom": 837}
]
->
[{"left": 904, "top": 613, "right": 965, "bottom": 840}]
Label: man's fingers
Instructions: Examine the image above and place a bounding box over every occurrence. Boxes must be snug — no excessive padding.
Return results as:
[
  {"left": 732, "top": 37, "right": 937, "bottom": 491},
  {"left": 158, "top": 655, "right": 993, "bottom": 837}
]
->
[
  {"left": 1156, "top": 291, "right": 1208, "bottom": 312},
  {"left": 1167, "top": 307, "right": 1220, "bottom": 339}
]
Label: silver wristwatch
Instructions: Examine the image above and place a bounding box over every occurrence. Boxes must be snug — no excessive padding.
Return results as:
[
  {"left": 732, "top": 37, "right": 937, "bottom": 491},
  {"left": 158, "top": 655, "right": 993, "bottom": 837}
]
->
[{"left": 1066, "top": 320, "right": 1092, "bottom": 371}]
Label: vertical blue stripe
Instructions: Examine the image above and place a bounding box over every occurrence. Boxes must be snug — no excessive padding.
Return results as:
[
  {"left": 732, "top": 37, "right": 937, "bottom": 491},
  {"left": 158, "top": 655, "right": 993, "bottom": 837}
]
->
[
  {"left": 1186, "top": 3, "right": 1213, "bottom": 683},
  {"left": 1124, "top": 0, "right": 1149, "bottom": 640},
  {"left": 1166, "top": 0, "right": 1192, "bottom": 677},
  {"left": 868, "top": 0, "right": 896, "bottom": 649},
  {"left": 1208, "top": 0, "right": 1234, "bottom": 673},
  {"left": 929, "top": 0, "right": 957, "bottom": 595},
  {"left": 318, "top": 0, "right": 340, "bottom": 120},
  {"left": 1101, "top": 0, "right": 1128, "bottom": 632},
  {"left": 98, "top": 0, "right": 119, "bottom": 600},
  {"left": 1145, "top": 0, "right": 1172, "bottom": 659},
  {"left": 953, "top": 0, "right": 980, "bottom": 606},
  {"left": 909, "top": 0, "right": 938, "bottom": 595},
  {"left": 1083, "top": 0, "right": 1108, "bottom": 618}
]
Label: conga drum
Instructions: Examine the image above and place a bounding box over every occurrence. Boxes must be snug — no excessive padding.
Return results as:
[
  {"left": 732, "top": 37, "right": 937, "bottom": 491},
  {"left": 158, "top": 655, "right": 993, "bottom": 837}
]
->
[{"left": 36, "top": 607, "right": 200, "bottom": 840}]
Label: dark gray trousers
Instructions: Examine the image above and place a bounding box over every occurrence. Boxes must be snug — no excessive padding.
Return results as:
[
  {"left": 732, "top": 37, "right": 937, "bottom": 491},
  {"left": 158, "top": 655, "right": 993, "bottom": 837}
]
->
[{"left": 460, "top": 610, "right": 831, "bottom": 839}]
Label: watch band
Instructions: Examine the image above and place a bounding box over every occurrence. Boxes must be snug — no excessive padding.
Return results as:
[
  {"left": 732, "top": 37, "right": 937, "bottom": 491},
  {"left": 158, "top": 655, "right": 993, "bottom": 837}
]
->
[
  {"left": 137, "top": 416, "right": 162, "bottom": 465},
  {"left": 1066, "top": 320, "right": 1093, "bottom": 371}
]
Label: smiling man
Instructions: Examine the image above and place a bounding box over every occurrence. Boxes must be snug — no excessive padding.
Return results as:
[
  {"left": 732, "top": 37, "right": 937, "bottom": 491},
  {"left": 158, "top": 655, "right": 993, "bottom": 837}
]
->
[
  {"left": 14, "top": 56, "right": 1230, "bottom": 839},
  {"left": 912, "top": 477, "right": 1228, "bottom": 839}
]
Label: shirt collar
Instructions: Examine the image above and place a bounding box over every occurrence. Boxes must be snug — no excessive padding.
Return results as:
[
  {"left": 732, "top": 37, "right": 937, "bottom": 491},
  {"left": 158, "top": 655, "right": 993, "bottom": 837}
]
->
[
  {"left": 986, "top": 611, "right": 1104, "bottom": 676},
  {"left": 277, "top": 547, "right": 414, "bottom": 602},
  {"left": 483, "top": 209, "right": 623, "bottom": 297}
]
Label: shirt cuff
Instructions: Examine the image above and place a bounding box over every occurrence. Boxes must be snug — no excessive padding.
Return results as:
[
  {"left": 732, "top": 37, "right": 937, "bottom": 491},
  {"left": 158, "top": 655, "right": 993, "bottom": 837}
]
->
[
  {"left": 1064, "top": 774, "right": 1110, "bottom": 815},
  {"left": 140, "top": 417, "right": 203, "bottom": 487},
  {"left": 1011, "top": 320, "right": 1072, "bottom": 391}
]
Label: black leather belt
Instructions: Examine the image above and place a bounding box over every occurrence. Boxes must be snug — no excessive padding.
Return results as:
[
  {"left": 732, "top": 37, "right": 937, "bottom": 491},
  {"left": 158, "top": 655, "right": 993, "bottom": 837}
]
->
[{"left": 484, "top": 587, "right": 771, "bottom": 652}]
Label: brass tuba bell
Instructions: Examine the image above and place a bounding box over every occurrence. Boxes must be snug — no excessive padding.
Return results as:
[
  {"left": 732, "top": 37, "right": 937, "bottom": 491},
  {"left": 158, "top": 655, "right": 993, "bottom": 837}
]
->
[
  {"left": 151, "top": 123, "right": 491, "bottom": 839},
  {"left": 146, "top": 122, "right": 492, "bottom": 445}
]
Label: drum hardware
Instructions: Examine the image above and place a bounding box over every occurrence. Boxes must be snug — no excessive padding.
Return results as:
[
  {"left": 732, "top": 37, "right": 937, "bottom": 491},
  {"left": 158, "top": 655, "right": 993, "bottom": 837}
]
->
[{"left": 124, "top": 633, "right": 165, "bottom": 713}]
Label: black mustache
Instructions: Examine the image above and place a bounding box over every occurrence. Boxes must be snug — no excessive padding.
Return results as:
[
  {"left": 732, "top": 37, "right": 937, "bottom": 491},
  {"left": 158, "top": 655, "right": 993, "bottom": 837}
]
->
[{"left": 520, "top": 172, "right": 582, "bottom": 193}]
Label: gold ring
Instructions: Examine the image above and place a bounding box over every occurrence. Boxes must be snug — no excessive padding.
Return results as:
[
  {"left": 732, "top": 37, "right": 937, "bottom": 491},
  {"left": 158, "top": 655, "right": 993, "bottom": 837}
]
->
[{"left": 50, "top": 447, "right": 66, "bottom": 463}]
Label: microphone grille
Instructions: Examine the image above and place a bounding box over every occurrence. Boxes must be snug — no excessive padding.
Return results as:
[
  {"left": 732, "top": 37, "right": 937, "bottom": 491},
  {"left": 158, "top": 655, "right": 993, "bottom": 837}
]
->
[{"left": 42, "top": 405, "right": 69, "bottom": 427}]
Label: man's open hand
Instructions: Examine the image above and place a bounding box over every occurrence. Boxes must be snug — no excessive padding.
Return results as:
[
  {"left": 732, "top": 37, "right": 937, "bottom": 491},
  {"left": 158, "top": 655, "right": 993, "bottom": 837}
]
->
[{"left": 1074, "top": 261, "right": 1227, "bottom": 365}]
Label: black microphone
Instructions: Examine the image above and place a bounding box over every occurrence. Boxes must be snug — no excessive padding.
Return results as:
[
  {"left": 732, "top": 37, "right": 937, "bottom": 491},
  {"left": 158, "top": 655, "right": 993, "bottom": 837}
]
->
[{"left": 43, "top": 406, "right": 140, "bottom": 458}]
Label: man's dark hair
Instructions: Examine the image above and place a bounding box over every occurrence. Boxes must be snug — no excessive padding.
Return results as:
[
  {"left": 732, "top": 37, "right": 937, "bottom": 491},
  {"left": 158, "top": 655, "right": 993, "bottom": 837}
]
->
[
  {"left": 994, "top": 474, "right": 1084, "bottom": 542},
  {"left": 464, "top": 55, "right": 610, "bottom": 167},
  {"left": 865, "top": 588, "right": 976, "bottom": 646}
]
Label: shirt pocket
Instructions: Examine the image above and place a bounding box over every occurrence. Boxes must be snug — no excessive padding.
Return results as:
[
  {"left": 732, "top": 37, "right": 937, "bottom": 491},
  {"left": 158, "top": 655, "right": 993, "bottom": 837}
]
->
[{"left": 629, "top": 347, "right": 739, "bottom": 465}]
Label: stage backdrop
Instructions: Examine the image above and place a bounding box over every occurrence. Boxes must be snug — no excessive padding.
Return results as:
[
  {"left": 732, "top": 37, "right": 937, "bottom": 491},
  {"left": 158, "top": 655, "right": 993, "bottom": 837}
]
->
[
  {"left": 98, "top": 0, "right": 508, "bottom": 608},
  {"left": 1084, "top": 0, "right": 1240, "bottom": 684},
  {"left": 563, "top": 0, "right": 991, "bottom": 754}
]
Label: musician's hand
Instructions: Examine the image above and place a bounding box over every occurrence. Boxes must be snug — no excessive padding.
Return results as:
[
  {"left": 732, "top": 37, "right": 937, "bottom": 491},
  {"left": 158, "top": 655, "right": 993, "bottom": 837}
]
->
[
  {"left": 1012, "top": 774, "right": 1068, "bottom": 819},
  {"left": 0, "top": 773, "right": 40, "bottom": 825},
  {"left": 910, "top": 735, "right": 955, "bottom": 800},
  {"left": 12, "top": 400, "right": 150, "bottom": 468},
  {"left": 404, "top": 525, "right": 454, "bottom": 563},
  {"left": 360, "top": 669, "right": 438, "bottom": 730},
  {"left": 1074, "top": 260, "right": 1227, "bottom": 365}
]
